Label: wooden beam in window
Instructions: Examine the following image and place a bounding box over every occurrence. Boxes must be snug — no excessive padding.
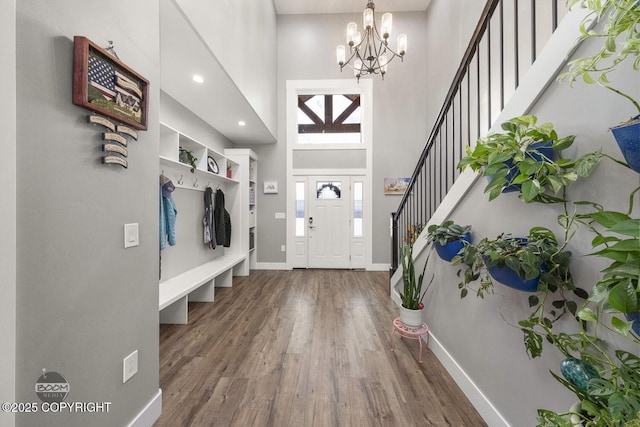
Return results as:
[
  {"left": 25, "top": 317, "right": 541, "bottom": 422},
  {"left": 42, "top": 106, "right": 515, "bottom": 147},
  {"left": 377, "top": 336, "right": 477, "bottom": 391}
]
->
[
  {"left": 297, "top": 94, "right": 361, "bottom": 133},
  {"left": 298, "top": 97, "right": 323, "bottom": 125},
  {"left": 334, "top": 96, "right": 360, "bottom": 125}
]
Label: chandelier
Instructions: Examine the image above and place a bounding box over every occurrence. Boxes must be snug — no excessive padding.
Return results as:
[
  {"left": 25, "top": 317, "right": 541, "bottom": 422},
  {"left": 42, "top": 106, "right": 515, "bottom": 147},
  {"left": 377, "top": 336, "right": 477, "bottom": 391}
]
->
[{"left": 336, "top": 1, "right": 407, "bottom": 81}]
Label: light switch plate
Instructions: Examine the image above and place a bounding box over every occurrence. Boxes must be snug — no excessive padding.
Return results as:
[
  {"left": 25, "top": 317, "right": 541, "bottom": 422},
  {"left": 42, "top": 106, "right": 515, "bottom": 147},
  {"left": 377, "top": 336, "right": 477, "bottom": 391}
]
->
[
  {"left": 274, "top": 212, "right": 286, "bottom": 219},
  {"left": 124, "top": 223, "right": 139, "bottom": 248}
]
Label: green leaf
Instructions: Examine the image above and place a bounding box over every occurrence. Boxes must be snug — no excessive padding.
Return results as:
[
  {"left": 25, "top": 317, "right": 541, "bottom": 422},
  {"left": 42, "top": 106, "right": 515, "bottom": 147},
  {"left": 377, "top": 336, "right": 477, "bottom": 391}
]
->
[
  {"left": 528, "top": 295, "right": 539, "bottom": 307},
  {"left": 484, "top": 162, "right": 507, "bottom": 176},
  {"left": 551, "top": 135, "right": 576, "bottom": 151},
  {"left": 511, "top": 173, "right": 530, "bottom": 185},
  {"left": 608, "top": 282, "right": 639, "bottom": 313},
  {"left": 589, "top": 211, "right": 631, "bottom": 229},
  {"left": 611, "top": 316, "right": 633, "bottom": 335},
  {"left": 582, "top": 72, "right": 595, "bottom": 84},
  {"left": 578, "top": 307, "right": 598, "bottom": 322},
  {"left": 546, "top": 175, "right": 564, "bottom": 195},
  {"left": 521, "top": 179, "right": 540, "bottom": 202},
  {"left": 573, "top": 150, "right": 602, "bottom": 177},
  {"left": 488, "top": 152, "right": 514, "bottom": 166},
  {"left": 591, "top": 235, "right": 621, "bottom": 247},
  {"left": 519, "top": 158, "right": 540, "bottom": 175},
  {"left": 610, "top": 219, "right": 640, "bottom": 237}
]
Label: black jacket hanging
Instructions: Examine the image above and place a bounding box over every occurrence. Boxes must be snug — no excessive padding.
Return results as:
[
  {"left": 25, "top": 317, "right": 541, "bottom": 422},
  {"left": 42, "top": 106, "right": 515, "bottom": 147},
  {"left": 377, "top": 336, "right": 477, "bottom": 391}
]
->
[
  {"left": 203, "top": 187, "right": 216, "bottom": 249},
  {"left": 214, "top": 189, "right": 232, "bottom": 247}
]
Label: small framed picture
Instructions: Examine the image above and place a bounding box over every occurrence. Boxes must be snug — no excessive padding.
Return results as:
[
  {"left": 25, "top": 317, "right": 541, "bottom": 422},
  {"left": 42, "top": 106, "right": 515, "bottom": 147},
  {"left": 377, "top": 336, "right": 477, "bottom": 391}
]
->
[
  {"left": 384, "top": 178, "right": 410, "bottom": 195},
  {"left": 263, "top": 180, "right": 278, "bottom": 194}
]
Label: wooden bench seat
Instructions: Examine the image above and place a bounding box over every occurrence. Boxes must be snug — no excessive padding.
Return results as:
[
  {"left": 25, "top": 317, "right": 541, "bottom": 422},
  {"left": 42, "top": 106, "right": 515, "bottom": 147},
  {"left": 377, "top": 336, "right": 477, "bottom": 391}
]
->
[{"left": 159, "top": 253, "right": 246, "bottom": 324}]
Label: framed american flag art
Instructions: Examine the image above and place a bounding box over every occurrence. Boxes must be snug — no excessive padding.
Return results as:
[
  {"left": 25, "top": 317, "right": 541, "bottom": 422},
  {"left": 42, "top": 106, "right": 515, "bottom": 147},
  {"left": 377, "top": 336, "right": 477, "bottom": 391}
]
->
[{"left": 72, "top": 36, "right": 149, "bottom": 131}]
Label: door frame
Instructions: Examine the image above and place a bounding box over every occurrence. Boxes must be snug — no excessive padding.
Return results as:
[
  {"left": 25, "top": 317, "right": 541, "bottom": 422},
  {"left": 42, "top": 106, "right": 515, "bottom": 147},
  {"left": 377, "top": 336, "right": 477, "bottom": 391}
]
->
[{"left": 286, "top": 79, "right": 373, "bottom": 270}]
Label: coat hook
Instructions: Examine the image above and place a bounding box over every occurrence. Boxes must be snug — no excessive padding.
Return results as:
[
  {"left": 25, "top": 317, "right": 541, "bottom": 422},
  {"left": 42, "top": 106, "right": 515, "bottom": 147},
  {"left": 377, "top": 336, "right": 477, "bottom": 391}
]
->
[
  {"left": 193, "top": 178, "right": 199, "bottom": 188},
  {"left": 177, "top": 174, "right": 183, "bottom": 185}
]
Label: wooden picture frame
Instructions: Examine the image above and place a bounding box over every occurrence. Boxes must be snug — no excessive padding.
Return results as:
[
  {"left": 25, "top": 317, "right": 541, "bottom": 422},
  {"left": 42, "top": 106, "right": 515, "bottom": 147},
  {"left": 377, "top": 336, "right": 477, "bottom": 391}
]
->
[{"left": 73, "top": 36, "right": 149, "bottom": 131}]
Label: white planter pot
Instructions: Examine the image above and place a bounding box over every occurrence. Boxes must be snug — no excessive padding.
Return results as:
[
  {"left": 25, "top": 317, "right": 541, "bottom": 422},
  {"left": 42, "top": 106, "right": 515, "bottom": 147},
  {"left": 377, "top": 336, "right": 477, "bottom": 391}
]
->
[
  {"left": 569, "top": 402, "right": 585, "bottom": 427},
  {"left": 399, "top": 306, "right": 423, "bottom": 328}
]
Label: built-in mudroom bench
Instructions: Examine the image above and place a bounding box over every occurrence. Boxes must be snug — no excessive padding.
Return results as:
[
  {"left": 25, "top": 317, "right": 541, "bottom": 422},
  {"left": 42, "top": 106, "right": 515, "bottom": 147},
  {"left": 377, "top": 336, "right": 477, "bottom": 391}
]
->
[
  {"left": 159, "top": 253, "right": 246, "bottom": 324},
  {"left": 158, "top": 121, "right": 257, "bottom": 324}
]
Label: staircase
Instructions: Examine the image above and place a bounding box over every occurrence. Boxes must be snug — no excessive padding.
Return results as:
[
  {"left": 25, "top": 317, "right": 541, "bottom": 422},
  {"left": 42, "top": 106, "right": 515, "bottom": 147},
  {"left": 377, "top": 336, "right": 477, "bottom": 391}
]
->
[
  {"left": 390, "top": 0, "right": 589, "bottom": 281},
  {"left": 388, "top": 2, "right": 594, "bottom": 425}
]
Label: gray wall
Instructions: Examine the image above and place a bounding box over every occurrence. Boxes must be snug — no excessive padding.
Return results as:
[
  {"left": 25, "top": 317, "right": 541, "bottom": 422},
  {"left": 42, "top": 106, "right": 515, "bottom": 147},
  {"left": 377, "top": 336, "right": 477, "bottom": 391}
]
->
[
  {"left": 420, "top": 2, "right": 640, "bottom": 425},
  {"left": 1, "top": 0, "right": 17, "bottom": 423},
  {"left": 251, "top": 11, "right": 430, "bottom": 264},
  {"left": 15, "top": 1, "right": 160, "bottom": 426}
]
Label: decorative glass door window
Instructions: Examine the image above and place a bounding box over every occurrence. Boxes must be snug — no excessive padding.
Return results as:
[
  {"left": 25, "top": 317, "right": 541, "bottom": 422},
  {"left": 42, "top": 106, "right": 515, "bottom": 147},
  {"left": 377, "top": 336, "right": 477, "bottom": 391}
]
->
[
  {"left": 353, "top": 181, "right": 363, "bottom": 237},
  {"left": 295, "top": 182, "right": 305, "bottom": 237},
  {"left": 316, "top": 182, "right": 342, "bottom": 199},
  {"left": 297, "top": 94, "right": 361, "bottom": 144}
]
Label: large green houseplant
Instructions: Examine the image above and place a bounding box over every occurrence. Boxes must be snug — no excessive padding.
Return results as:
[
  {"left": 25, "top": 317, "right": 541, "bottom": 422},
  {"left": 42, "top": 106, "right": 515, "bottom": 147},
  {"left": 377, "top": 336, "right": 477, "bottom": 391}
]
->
[
  {"left": 457, "top": 115, "right": 601, "bottom": 203},
  {"left": 561, "top": 0, "right": 640, "bottom": 173},
  {"left": 399, "top": 244, "right": 433, "bottom": 328},
  {"left": 581, "top": 186, "right": 640, "bottom": 336},
  {"left": 562, "top": 0, "right": 640, "bottom": 115},
  {"left": 452, "top": 227, "right": 587, "bottom": 357}
]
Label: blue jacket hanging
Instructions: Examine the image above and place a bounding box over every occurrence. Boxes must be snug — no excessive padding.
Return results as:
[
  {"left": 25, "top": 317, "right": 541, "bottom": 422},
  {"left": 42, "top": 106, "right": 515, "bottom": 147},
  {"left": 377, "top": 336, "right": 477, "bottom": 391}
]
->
[{"left": 160, "top": 176, "right": 177, "bottom": 249}]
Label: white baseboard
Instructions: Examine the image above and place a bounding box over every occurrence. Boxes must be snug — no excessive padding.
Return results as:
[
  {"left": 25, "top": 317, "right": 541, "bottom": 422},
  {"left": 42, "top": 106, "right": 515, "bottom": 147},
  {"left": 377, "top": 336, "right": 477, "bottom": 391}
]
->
[
  {"left": 128, "top": 388, "right": 162, "bottom": 427},
  {"left": 369, "top": 263, "right": 390, "bottom": 271},
  {"left": 255, "top": 262, "right": 288, "bottom": 270},
  {"left": 426, "top": 333, "right": 510, "bottom": 427}
]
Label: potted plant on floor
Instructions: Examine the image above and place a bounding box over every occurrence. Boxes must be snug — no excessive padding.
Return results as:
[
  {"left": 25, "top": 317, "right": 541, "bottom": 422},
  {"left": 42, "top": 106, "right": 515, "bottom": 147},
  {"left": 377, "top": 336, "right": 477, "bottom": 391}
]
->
[
  {"left": 457, "top": 115, "right": 602, "bottom": 203},
  {"left": 399, "top": 243, "right": 433, "bottom": 328},
  {"left": 427, "top": 220, "right": 472, "bottom": 261},
  {"left": 561, "top": 0, "right": 640, "bottom": 173}
]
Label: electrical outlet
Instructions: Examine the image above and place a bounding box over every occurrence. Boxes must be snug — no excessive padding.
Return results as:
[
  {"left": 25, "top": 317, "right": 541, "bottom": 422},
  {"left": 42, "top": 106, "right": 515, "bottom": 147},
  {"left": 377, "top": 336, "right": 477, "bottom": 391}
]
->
[
  {"left": 281, "top": 245, "right": 286, "bottom": 252},
  {"left": 123, "top": 350, "right": 138, "bottom": 383}
]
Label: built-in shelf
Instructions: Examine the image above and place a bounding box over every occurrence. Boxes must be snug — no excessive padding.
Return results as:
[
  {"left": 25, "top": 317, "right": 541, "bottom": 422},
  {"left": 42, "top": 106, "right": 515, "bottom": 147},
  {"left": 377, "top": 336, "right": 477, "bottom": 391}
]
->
[{"left": 226, "top": 149, "right": 258, "bottom": 271}]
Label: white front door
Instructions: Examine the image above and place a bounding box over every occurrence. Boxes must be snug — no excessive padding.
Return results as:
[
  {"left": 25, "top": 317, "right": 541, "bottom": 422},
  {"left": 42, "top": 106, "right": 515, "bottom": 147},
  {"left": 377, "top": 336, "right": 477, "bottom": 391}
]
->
[{"left": 308, "top": 176, "right": 351, "bottom": 269}]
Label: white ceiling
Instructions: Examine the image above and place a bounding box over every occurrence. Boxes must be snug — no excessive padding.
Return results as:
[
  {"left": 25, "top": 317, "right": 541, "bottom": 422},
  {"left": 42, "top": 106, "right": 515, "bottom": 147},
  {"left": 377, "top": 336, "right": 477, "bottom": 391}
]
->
[{"left": 274, "top": 0, "right": 431, "bottom": 15}]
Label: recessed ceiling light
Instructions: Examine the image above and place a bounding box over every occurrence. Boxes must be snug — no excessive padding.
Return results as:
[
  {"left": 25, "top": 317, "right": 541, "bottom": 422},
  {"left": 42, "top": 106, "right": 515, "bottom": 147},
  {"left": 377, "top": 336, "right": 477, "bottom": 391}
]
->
[
  {"left": 192, "top": 74, "right": 204, "bottom": 83},
  {"left": 238, "top": 121, "right": 246, "bottom": 126}
]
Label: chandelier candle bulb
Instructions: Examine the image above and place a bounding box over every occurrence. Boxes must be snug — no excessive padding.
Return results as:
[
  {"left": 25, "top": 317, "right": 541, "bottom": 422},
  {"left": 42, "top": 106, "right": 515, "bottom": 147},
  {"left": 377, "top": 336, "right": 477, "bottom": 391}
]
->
[
  {"left": 363, "top": 8, "right": 374, "bottom": 29},
  {"left": 397, "top": 33, "right": 407, "bottom": 56},
  {"left": 354, "top": 59, "right": 363, "bottom": 77},
  {"left": 379, "top": 55, "right": 388, "bottom": 74},
  {"left": 347, "top": 22, "right": 358, "bottom": 46},
  {"left": 381, "top": 13, "right": 392, "bottom": 39},
  {"left": 336, "top": 45, "right": 346, "bottom": 65}
]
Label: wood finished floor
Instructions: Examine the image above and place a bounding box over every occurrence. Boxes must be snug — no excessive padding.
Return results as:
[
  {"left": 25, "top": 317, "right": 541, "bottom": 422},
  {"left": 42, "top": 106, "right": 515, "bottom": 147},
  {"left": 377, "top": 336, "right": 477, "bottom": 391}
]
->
[{"left": 155, "top": 270, "right": 487, "bottom": 427}]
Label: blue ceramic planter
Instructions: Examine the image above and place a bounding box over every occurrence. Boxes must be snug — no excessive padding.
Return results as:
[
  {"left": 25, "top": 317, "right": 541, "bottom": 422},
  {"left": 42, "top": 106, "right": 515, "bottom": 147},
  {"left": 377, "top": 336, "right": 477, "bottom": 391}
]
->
[
  {"left": 434, "top": 233, "right": 471, "bottom": 261},
  {"left": 560, "top": 358, "right": 600, "bottom": 391},
  {"left": 484, "top": 237, "right": 544, "bottom": 292},
  {"left": 625, "top": 312, "right": 640, "bottom": 336},
  {"left": 487, "top": 263, "right": 541, "bottom": 292},
  {"left": 611, "top": 116, "right": 640, "bottom": 174},
  {"left": 486, "top": 141, "right": 554, "bottom": 192}
]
